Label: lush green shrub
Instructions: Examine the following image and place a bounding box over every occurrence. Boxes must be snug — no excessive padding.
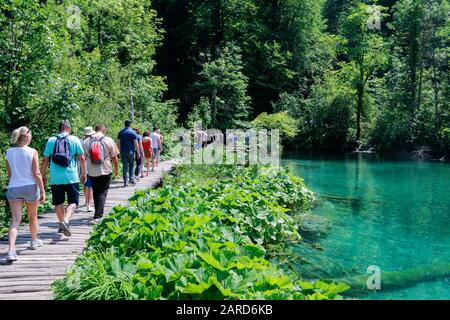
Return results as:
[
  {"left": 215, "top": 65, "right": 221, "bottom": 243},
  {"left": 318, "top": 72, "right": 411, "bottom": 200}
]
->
[
  {"left": 251, "top": 112, "right": 299, "bottom": 142},
  {"left": 371, "top": 109, "right": 410, "bottom": 151},
  {"left": 194, "top": 44, "right": 251, "bottom": 131},
  {"left": 52, "top": 165, "right": 347, "bottom": 300},
  {"left": 274, "top": 71, "right": 355, "bottom": 150},
  {"left": 441, "top": 128, "right": 450, "bottom": 151},
  {"left": 0, "top": 153, "right": 10, "bottom": 235}
]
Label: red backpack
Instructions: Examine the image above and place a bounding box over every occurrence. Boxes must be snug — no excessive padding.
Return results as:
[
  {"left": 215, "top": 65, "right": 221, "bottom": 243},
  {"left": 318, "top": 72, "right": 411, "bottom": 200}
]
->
[{"left": 89, "top": 136, "right": 106, "bottom": 165}]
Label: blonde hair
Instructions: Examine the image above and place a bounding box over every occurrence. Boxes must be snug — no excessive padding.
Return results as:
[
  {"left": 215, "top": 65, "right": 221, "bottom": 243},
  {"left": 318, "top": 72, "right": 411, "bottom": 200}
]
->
[{"left": 10, "top": 126, "right": 31, "bottom": 145}]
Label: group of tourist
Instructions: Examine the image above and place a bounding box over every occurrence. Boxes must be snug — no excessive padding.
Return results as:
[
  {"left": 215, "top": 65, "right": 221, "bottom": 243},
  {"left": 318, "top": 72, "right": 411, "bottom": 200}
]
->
[
  {"left": 117, "top": 120, "right": 163, "bottom": 187},
  {"left": 3, "top": 120, "right": 163, "bottom": 262}
]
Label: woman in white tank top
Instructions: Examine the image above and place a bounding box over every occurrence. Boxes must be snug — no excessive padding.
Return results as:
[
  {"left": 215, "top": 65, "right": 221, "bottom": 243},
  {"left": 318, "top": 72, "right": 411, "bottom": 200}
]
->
[{"left": 4, "top": 126, "right": 46, "bottom": 262}]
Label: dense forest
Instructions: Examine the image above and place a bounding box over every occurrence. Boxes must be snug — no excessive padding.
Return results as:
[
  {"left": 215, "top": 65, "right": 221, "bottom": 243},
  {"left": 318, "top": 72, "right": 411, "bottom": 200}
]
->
[
  {"left": 0, "top": 0, "right": 449, "bottom": 301},
  {"left": 154, "top": 0, "right": 449, "bottom": 153},
  {"left": 0, "top": 0, "right": 449, "bottom": 153}
]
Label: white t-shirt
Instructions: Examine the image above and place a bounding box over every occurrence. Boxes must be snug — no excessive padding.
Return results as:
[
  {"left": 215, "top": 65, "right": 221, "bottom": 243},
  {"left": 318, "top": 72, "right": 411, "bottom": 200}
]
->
[
  {"left": 195, "top": 131, "right": 202, "bottom": 145},
  {"left": 6, "top": 146, "right": 37, "bottom": 188},
  {"left": 150, "top": 132, "right": 160, "bottom": 148}
]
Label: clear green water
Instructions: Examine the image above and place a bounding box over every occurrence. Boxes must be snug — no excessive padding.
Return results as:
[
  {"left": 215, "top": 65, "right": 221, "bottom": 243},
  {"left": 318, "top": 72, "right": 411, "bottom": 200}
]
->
[{"left": 282, "top": 152, "right": 450, "bottom": 300}]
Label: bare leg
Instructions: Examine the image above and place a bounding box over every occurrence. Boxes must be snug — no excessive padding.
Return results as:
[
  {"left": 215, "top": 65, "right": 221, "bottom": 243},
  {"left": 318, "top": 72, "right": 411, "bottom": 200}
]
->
[
  {"left": 65, "top": 203, "right": 77, "bottom": 222},
  {"left": 87, "top": 187, "right": 93, "bottom": 207},
  {"left": 55, "top": 204, "right": 65, "bottom": 223},
  {"left": 83, "top": 186, "right": 88, "bottom": 205},
  {"left": 8, "top": 201, "right": 24, "bottom": 251},
  {"left": 25, "top": 201, "right": 39, "bottom": 241}
]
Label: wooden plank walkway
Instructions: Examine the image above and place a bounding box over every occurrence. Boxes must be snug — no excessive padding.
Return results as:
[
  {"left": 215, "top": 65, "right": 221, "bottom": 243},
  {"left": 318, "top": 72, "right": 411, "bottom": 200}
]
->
[{"left": 0, "top": 160, "right": 175, "bottom": 300}]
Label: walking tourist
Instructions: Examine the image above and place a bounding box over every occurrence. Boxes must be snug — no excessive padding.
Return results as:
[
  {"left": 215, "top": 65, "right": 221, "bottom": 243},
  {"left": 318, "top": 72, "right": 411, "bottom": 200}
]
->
[
  {"left": 157, "top": 129, "right": 164, "bottom": 158},
  {"left": 142, "top": 131, "right": 154, "bottom": 176},
  {"left": 82, "top": 127, "right": 94, "bottom": 212},
  {"left": 117, "top": 120, "right": 139, "bottom": 187},
  {"left": 133, "top": 128, "right": 144, "bottom": 180},
  {"left": 41, "top": 121, "right": 86, "bottom": 237},
  {"left": 150, "top": 128, "right": 162, "bottom": 171},
  {"left": 4, "top": 127, "right": 46, "bottom": 261},
  {"left": 83, "top": 124, "right": 119, "bottom": 221},
  {"left": 158, "top": 129, "right": 164, "bottom": 146},
  {"left": 194, "top": 128, "right": 203, "bottom": 151}
]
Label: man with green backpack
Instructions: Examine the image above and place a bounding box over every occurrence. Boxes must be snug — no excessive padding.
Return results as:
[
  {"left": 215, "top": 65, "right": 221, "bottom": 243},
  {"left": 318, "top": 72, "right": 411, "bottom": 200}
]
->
[{"left": 40, "top": 120, "right": 86, "bottom": 237}]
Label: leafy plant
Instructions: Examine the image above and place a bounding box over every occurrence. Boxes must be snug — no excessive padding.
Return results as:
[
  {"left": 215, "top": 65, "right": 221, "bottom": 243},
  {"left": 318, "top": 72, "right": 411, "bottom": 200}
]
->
[
  {"left": 251, "top": 112, "right": 299, "bottom": 142},
  {"left": 52, "top": 164, "right": 347, "bottom": 300}
]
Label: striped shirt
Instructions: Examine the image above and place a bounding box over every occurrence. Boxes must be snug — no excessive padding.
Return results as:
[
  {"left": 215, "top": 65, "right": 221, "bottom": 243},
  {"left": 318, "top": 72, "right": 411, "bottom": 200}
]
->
[{"left": 83, "top": 134, "right": 119, "bottom": 177}]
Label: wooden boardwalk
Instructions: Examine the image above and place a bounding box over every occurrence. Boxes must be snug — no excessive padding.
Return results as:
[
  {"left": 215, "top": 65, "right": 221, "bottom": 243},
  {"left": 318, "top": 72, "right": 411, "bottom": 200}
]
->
[{"left": 0, "top": 160, "right": 175, "bottom": 300}]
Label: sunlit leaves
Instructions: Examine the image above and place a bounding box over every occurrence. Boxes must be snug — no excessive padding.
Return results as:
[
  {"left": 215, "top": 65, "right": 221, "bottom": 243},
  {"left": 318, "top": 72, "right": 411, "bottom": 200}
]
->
[{"left": 53, "top": 165, "right": 348, "bottom": 300}]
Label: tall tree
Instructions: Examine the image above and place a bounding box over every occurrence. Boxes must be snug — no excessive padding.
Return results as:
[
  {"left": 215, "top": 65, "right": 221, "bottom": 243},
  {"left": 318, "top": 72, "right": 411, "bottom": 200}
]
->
[
  {"left": 390, "top": 0, "right": 425, "bottom": 142},
  {"left": 340, "top": 1, "right": 388, "bottom": 143},
  {"left": 195, "top": 44, "right": 250, "bottom": 130}
]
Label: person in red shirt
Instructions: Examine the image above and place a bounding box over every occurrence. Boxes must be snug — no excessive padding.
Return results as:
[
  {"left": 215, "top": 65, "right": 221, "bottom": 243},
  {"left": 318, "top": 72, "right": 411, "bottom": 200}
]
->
[{"left": 142, "top": 131, "right": 154, "bottom": 176}]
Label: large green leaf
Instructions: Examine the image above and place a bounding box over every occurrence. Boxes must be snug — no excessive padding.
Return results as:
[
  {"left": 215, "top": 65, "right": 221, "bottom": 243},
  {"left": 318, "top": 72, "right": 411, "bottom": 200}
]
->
[{"left": 198, "top": 252, "right": 225, "bottom": 271}]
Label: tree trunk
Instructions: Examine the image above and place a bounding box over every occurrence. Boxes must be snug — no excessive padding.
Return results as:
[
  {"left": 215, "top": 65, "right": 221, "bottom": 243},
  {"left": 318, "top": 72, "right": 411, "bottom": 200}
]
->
[
  {"left": 337, "top": 262, "right": 450, "bottom": 297},
  {"left": 432, "top": 67, "right": 440, "bottom": 139},
  {"left": 356, "top": 69, "right": 364, "bottom": 142},
  {"left": 129, "top": 76, "right": 135, "bottom": 122},
  {"left": 97, "top": 15, "right": 104, "bottom": 55},
  {"left": 212, "top": 0, "right": 223, "bottom": 47},
  {"left": 211, "top": 89, "right": 217, "bottom": 128},
  {"left": 430, "top": 27, "right": 440, "bottom": 141},
  {"left": 407, "top": 2, "right": 422, "bottom": 142}
]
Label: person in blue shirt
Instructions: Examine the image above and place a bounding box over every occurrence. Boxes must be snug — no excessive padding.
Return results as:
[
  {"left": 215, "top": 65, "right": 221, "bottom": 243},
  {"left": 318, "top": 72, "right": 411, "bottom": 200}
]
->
[
  {"left": 40, "top": 120, "right": 86, "bottom": 237},
  {"left": 117, "top": 120, "right": 139, "bottom": 187}
]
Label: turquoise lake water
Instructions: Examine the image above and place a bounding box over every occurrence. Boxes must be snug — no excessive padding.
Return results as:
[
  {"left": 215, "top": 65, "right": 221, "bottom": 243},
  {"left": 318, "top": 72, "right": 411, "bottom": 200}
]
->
[{"left": 282, "top": 152, "right": 450, "bottom": 300}]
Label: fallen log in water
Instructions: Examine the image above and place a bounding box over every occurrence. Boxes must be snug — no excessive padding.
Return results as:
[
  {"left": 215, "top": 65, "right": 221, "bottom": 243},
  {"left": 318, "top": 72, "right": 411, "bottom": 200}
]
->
[
  {"left": 296, "top": 214, "right": 331, "bottom": 240},
  {"left": 411, "top": 146, "right": 447, "bottom": 161},
  {"left": 336, "top": 262, "right": 450, "bottom": 296},
  {"left": 319, "top": 194, "right": 385, "bottom": 206}
]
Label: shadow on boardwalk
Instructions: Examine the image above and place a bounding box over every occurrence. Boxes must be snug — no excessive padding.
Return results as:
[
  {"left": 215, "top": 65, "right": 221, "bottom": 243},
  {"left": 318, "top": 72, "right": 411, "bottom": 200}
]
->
[{"left": 0, "top": 160, "right": 174, "bottom": 300}]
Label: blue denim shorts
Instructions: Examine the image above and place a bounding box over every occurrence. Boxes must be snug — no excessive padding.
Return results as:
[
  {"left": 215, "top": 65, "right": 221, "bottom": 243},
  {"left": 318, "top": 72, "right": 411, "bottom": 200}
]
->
[
  {"left": 6, "top": 184, "right": 40, "bottom": 202},
  {"left": 84, "top": 176, "right": 93, "bottom": 188}
]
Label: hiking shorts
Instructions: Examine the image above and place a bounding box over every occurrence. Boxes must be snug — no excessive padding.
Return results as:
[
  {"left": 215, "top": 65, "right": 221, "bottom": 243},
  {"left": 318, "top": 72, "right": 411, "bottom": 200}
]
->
[
  {"left": 6, "top": 184, "right": 40, "bottom": 202},
  {"left": 144, "top": 150, "right": 152, "bottom": 159},
  {"left": 153, "top": 148, "right": 160, "bottom": 159},
  {"left": 51, "top": 183, "right": 80, "bottom": 206},
  {"left": 84, "top": 176, "right": 93, "bottom": 188}
]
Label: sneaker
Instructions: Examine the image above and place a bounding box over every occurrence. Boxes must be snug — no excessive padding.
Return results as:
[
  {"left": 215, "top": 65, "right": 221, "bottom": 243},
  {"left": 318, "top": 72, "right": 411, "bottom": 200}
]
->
[
  {"left": 6, "top": 250, "right": 17, "bottom": 262},
  {"left": 86, "top": 205, "right": 93, "bottom": 212},
  {"left": 30, "top": 239, "right": 44, "bottom": 250},
  {"left": 93, "top": 217, "right": 103, "bottom": 224},
  {"left": 58, "top": 221, "right": 72, "bottom": 237}
]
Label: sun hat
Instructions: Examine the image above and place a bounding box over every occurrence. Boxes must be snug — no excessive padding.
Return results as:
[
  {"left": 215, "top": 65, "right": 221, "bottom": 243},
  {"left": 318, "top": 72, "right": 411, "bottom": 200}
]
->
[{"left": 84, "top": 127, "right": 95, "bottom": 137}]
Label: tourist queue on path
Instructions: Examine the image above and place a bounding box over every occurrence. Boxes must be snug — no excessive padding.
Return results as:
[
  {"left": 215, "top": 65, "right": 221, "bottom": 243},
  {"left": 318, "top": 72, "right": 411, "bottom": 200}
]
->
[{"left": 3, "top": 120, "right": 164, "bottom": 262}]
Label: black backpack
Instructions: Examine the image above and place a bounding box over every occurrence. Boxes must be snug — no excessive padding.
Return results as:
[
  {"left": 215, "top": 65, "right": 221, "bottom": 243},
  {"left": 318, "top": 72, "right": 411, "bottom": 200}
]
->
[{"left": 52, "top": 135, "right": 71, "bottom": 167}]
